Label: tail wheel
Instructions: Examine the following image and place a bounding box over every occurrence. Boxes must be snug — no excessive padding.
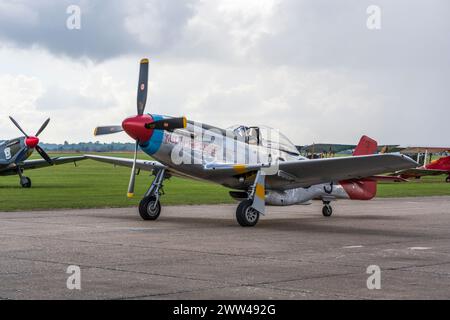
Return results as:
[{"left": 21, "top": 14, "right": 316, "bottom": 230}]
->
[
  {"left": 139, "top": 196, "right": 161, "bottom": 220},
  {"left": 322, "top": 204, "right": 333, "bottom": 217},
  {"left": 236, "top": 200, "right": 260, "bottom": 227}
]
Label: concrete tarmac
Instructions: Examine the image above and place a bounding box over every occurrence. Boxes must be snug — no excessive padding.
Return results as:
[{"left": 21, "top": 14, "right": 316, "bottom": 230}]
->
[{"left": 0, "top": 196, "right": 449, "bottom": 299}]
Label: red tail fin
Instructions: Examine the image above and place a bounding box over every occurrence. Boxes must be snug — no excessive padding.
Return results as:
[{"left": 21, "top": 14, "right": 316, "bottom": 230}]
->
[
  {"left": 353, "top": 135, "right": 378, "bottom": 156},
  {"left": 342, "top": 136, "right": 379, "bottom": 200}
]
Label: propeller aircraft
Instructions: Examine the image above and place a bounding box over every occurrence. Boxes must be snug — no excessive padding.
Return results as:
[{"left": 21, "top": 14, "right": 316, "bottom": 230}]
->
[
  {"left": 0, "top": 117, "right": 85, "bottom": 188},
  {"left": 89, "top": 58, "right": 418, "bottom": 227},
  {"left": 393, "top": 155, "right": 450, "bottom": 183}
]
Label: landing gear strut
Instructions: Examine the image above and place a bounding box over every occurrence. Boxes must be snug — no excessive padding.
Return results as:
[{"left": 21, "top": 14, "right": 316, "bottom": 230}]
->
[
  {"left": 138, "top": 169, "right": 165, "bottom": 220},
  {"left": 17, "top": 168, "right": 31, "bottom": 188},
  {"left": 322, "top": 201, "right": 333, "bottom": 217}
]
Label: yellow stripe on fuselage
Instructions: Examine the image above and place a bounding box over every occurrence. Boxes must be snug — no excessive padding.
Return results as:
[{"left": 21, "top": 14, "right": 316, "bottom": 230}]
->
[{"left": 233, "top": 164, "right": 247, "bottom": 174}]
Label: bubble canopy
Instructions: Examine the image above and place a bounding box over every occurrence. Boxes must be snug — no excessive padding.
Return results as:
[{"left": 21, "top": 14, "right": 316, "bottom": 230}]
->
[{"left": 226, "top": 125, "right": 300, "bottom": 155}]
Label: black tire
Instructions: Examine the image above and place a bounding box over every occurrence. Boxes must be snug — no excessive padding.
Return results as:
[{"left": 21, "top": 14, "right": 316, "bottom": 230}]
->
[
  {"left": 236, "top": 200, "right": 260, "bottom": 227},
  {"left": 322, "top": 205, "right": 332, "bottom": 217},
  {"left": 446, "top": 176, "right": 450, "bottom": 183},
  {"left": 21, "top": 177, "right": 31, "bottom": 188},
  {"left": 139, "top": 196, "right": 161, "bottom": 220}
]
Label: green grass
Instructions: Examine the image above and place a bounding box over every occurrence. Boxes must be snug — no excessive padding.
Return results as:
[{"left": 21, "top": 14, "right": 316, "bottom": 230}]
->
[
  {"left": 0, "top": 152, "right": 449, "bottom": 211},
  {"left": 0, "top": 152, "right": 233, "bottom": 211},
  {"left": 377, "top": 176, "right": 450, "bottom": 197}
]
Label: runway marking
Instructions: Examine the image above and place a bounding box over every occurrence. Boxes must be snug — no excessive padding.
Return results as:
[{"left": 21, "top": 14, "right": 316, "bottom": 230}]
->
[
  {"left": 342, "top": 245, "right": 364, "bottom": 249},
  {"left": 408, "top": 247, "right": 432, "bottom": 250}
]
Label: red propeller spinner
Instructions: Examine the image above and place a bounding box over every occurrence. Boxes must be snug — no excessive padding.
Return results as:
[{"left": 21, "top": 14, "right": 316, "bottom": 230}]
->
[
  {"left": 121, "top": 115, "right": 154, "bottom": 143},
  {"left": 25, "top": 136, "right": 40, "bottom": 148}
]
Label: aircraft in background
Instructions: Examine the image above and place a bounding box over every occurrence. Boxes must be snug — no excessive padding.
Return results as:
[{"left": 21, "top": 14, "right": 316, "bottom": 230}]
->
[
  {"left": 392, "top": 153, "right": 450, "bottom": 183},
  {"left": 0, "top": 117, "right": 85, "bottom": 188},
  {"left": 88, "top": 58, "right": 417, "bottom": 227},
  {"left": 296, "top": 143, "right": 401, "bottom": 158},
  {"left": 398, "top": 147, "right": 450, "bottom": 166}
]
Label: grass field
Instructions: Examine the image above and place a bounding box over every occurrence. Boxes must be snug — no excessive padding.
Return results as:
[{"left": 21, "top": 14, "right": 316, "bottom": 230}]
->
[{"left": 0, "top": 152, "right": 449, "bottom": 211}]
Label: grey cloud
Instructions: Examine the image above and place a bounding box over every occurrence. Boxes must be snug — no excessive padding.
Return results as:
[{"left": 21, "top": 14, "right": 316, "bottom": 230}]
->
[
  {"left": 257, "top": 0, "right": 450, "bottom": 70},
  {"left": 0, "top": 0, "right": 197, "bottom": 61}
]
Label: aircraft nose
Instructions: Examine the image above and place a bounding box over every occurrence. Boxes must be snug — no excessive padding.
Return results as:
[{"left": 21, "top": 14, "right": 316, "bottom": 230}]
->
[
  {"left": 122, "top": 115, "right": 154, "bottom": 142},
  {"left": 25, "top": 136, "right": 39, "bottom": 148}
]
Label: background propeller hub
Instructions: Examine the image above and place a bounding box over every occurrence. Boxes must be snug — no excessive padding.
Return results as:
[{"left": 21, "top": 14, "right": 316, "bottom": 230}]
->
[
  {"left": 25, "top": 136, "right": 39, "bottom": 148},
  {"left": 122, "top": 115, "right": 154, "bottom": 142}
]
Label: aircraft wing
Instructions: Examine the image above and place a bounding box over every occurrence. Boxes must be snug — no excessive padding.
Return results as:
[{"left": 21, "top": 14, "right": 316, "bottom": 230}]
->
[
  {"left": 206, "top": 154, "right": 417, "bottom": 187},
  {"left": 393, "top": 168, "right": 449, "bottom": 178},
  {"left": 85, "top": 154, "right": 166, "bottom": 171},
  {"left": 276, "top": 154, "right": 416, "bottom": 187},
  {"left": 20, "top": 156, "right": 87, "bottom": 170}
]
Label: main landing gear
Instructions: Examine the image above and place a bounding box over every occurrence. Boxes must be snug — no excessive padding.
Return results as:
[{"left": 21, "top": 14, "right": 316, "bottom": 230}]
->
[
  {"left": 17, "top": 168, "right": 31, "bottom": 188},
  {"left": 322, "top": 201, "right": 333, "bottom": 217},
  {"left": 138, "top": 169, "right": 166, "bottom": 220},
  {"left": 446, "top": 176, "right": 450, "bottom": 183},
  {"left": 235, "top": 170, "right": 265, "bottom": 227},
  {"left": 236, "top": 199, "right": 260, "bottom": 227}
]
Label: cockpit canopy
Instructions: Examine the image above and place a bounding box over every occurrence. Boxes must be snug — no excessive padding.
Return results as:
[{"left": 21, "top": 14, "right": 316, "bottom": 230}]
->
[{"left": 227, "top": 125, "right": 299, "bottom": 155}]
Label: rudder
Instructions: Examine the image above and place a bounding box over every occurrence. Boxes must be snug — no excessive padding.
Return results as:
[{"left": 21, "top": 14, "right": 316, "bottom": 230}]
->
[
  {"left": 353, "top": 135, "right": 378, "bottom": 156},
  {"left": 342, "top": 135, "right": 379, "bottom": 200}
]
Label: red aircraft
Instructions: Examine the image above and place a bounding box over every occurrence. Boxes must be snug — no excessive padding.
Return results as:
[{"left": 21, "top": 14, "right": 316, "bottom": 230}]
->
[{"left": 394, "top": 155, "right": 450, "bottom": 183}]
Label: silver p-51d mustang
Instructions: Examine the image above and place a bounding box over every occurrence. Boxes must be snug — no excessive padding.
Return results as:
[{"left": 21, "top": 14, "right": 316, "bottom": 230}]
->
[{"left": 88, "top": 58, "right": 417, "bottom": 227}]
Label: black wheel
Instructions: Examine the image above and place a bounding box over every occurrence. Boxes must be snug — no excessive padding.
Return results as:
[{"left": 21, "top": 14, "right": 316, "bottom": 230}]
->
[
  {"left": 139, "top": 196, "right": 161, "bottom": 220},
  {"left": 446, "top": 176, "right": 450, "bottom": 183},
  {"left": 236, "top": 200, "right": 260, "bottom": 227},
  {"left": 322, "top": 205, "right": 332, "bottom": 217},
  {"left": 21, "top": 177, "right": 31, "bottom": 188}
]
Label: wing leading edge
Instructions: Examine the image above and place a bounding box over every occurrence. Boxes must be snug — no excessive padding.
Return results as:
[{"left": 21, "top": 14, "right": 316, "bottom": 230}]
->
[
  {"left": 206, "top": 154, "right": 417, "bottom": 188},
  {"left": 278, "top": 154, "right": 417, "bottom": 187},
  {"left": 85, "top": 154, "right": 166, "bottom": 171}
]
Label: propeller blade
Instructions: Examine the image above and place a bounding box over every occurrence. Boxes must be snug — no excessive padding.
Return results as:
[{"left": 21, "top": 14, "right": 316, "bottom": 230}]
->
[
  {"left": 127, "top": 141, "right": 139, "bottom": 198},
  {"left": 35, "top": 145, "right": 54, "bottom": 165},
  {"left": 137, "top": 58, "right": 149, "bottom": 115},
  {"left": 9, "top": 116, "right": 29, "bottom": 137},
  {"left": 94, "top": 126, "right": 124, "bottom": 136},
  {"left": 145, "top": 117, "right": 187, "bottom": 131},
  {"left": 35, "top": 118, "right": 50, "bottom": 137}
]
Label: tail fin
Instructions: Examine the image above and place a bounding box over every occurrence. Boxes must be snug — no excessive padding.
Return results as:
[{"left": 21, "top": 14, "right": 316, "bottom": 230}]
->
[
  {"left": 353, "top": 135, "right": 378, "bottom": 156},
  {"left": 342, "top": 135, "right": 379, "bottom": 200}
]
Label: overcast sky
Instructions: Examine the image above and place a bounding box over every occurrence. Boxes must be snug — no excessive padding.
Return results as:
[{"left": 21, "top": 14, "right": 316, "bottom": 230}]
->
[{"left": 0, "top": 0, "right": 448, "bottom": 146}]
